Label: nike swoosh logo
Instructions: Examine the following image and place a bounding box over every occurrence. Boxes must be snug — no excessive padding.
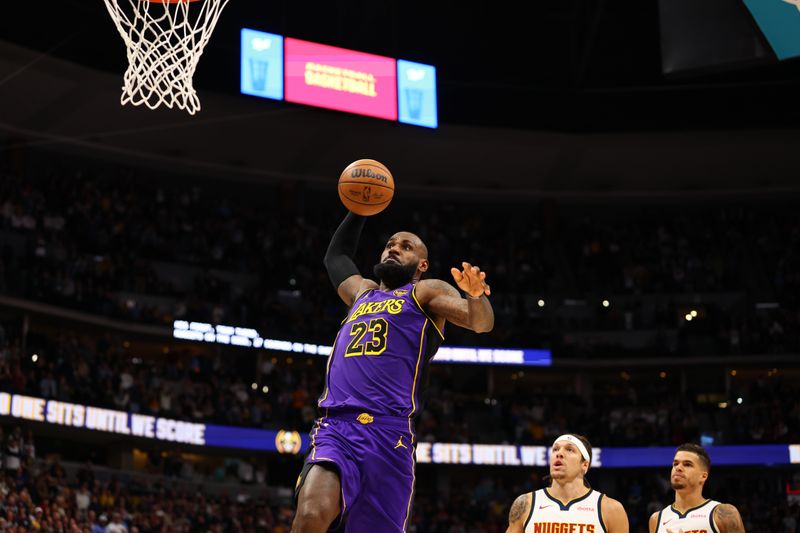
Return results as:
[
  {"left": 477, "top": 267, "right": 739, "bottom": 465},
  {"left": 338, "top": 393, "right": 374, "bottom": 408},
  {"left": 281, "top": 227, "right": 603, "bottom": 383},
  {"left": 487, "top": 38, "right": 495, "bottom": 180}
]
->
[
  {"left": 662, "top": 520, "right": 674, "bottom": 526},
  {"left": 539, "top": 505, "right": 554, "bottom": 509}
]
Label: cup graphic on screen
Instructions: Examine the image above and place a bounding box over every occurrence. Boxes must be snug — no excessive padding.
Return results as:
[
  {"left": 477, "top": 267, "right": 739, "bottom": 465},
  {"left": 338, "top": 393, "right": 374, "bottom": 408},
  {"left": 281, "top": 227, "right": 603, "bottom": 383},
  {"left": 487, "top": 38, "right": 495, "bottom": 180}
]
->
[
  {"left": 249, "top": 59, "right": 269, "bottom": 92},
  {"left": 405, "top": 88, "right": 423, "bottom": 119}
]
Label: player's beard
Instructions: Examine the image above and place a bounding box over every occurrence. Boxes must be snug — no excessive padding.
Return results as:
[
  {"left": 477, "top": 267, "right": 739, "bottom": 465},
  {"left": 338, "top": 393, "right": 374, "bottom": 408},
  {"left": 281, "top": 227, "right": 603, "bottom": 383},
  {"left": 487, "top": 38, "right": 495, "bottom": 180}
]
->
[
  {"left": 374, "top": 260, "right": 418, "bottom": 289},
  {"left": 671, "top": 479, "right": 688, "bottom": 490}
]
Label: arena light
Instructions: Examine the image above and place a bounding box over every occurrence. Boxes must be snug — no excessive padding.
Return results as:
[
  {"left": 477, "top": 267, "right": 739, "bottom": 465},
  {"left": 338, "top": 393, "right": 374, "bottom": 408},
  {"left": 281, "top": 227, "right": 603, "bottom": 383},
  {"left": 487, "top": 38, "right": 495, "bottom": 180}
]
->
[{"left": 173, "top": 320, "right": 552, "bottom": 367}]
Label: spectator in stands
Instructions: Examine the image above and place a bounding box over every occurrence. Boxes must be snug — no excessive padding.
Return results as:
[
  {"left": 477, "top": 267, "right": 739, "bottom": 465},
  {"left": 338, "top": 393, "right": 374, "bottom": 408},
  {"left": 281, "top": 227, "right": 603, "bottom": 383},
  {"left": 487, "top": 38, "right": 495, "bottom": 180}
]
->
[{"left": 106, "top": 511, "right": 127, "bottom": 533}]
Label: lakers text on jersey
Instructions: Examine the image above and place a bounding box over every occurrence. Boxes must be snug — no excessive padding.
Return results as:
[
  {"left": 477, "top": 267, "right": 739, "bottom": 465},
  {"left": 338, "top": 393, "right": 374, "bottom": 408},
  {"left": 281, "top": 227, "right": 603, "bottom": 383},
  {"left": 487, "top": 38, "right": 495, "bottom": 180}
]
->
[{"left": 319, "top": 283, "right": 444, "bottom": 417}]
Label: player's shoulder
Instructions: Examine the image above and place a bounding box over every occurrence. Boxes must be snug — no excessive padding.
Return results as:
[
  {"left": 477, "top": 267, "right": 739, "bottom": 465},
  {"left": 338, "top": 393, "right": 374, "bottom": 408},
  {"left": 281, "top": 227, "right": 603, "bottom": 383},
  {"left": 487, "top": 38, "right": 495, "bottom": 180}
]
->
[
  {"left": 414, "top": 278, "right": 460, "bottom": 300},
  {"left": 508, "top": 492, "right": 533, "bottom": 523},
  {"left": 354, "top": 278, "right": 380, "bottom": 297},
  {"left": 598, "top": 493, "right": 629, "bottom": 532},
  {"left": 599, "top": 493, "right": 625, "bottom": 511},
  {"left": 337, "top": 275, "right": 378, "bottom": 308},
  {"left": 712, "top": 502, "right": 740, "bottom": 512},
  {"left": 711, "top": 502, "right": 744, "bottom": 527},
  {"left": 599, "top": 493, "right": 627, "bottom": 518},
  {"left": 648, "top": 510, "right": 661, "bottom": 533}
]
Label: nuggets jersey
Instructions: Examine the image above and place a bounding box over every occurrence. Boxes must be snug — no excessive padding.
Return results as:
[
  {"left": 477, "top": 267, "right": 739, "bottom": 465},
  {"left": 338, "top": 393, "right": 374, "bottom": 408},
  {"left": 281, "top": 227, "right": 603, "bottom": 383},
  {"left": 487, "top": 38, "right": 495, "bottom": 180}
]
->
[
  {"left": 655, "top": 500, "right": 720, "bottom": 533},
  {"left": 318, "top": 283, "right": 444, "bottom": 417},
  {"left": 524, "top": 488, "right": 607, "bottom": 533}
]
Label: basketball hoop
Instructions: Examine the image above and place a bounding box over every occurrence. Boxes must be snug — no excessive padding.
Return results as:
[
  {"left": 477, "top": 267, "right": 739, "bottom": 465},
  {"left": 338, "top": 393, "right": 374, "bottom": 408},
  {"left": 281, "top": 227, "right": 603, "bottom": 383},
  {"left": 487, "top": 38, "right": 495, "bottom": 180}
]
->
[{"left": 103, "top": 0, "right": 230, "bottom": 115}]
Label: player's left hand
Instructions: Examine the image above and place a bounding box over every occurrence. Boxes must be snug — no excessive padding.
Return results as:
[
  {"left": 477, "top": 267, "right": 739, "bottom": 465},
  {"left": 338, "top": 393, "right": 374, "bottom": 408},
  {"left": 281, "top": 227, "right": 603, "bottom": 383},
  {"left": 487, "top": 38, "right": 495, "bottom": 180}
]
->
[{"left": 450, "top": 262, "right": 491, "bottom": 298}]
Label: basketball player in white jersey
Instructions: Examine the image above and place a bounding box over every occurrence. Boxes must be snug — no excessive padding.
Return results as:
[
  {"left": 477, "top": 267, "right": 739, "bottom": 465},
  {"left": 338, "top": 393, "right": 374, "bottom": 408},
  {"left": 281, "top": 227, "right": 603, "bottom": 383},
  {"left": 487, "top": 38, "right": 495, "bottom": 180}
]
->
[
  {"left": 649, "top": 443, "right": 745, "bottom": 533},
  {"left": 506, "top": 434, "right": 629, "bottom": 533}
]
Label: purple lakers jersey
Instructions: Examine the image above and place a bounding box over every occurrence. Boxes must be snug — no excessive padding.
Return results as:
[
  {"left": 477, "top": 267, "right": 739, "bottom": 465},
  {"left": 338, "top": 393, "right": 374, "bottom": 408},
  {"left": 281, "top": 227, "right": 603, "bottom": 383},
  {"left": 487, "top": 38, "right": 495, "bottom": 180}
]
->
[{"left": 319, "top": 282, "right": 444, "bottom": 417}]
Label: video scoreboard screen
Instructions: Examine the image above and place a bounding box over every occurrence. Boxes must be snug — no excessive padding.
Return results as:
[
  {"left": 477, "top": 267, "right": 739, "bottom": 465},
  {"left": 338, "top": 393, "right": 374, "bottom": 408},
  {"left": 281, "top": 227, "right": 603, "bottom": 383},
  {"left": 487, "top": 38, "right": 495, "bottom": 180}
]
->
[{"left": 240, "top": 29, "right": 438, "bottom": 128}]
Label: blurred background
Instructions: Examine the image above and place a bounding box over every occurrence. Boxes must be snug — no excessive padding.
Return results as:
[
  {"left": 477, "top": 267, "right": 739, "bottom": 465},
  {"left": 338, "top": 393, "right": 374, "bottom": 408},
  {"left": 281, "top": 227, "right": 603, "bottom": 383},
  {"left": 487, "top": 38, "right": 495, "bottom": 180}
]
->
[{"left": 0, "top": 1, "right": 799, "bottom": 532}]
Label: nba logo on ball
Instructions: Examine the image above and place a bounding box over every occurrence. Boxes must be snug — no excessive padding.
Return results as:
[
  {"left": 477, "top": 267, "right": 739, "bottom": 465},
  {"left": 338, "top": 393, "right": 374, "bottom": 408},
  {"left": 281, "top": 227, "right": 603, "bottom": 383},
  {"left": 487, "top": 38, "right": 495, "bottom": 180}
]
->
[{"left": 338, "top": 159, "right": 395, "bottom": 216}]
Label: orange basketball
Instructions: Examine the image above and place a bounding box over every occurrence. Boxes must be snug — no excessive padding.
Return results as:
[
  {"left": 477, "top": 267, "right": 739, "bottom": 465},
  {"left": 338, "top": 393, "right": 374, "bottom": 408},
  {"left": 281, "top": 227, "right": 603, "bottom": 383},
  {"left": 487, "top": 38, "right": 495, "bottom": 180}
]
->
[{"left": 338, "top": 159, "right": 395, "bottom": 216}]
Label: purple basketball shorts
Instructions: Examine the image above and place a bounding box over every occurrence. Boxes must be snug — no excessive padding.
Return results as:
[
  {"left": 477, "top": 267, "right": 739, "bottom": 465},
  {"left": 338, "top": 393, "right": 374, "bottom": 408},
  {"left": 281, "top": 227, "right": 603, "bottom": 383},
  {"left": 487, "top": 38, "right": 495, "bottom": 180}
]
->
[{"left": 295, "top": 410, "right": 417, "bottom": 532}]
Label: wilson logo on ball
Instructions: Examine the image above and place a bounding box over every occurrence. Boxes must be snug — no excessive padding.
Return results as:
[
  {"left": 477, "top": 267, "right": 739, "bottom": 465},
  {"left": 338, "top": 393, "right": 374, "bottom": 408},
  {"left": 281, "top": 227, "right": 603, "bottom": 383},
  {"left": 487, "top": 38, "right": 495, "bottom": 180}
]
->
[{"left": 350, "top": 169, "right": 389, "bottom": 183}]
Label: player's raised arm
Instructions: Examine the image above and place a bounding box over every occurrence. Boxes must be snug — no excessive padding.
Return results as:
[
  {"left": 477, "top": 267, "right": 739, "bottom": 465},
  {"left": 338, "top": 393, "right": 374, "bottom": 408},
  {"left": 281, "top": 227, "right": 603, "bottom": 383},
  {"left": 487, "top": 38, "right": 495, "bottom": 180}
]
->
[
  {"left": 416, "top": 262, "right": 494, "bottom": 333},
  {"left": 323, "top": 212, "right": 378, "bottom": 307},
  {"left": 506, "top": 493, "right": 531, "bottom": 533}
]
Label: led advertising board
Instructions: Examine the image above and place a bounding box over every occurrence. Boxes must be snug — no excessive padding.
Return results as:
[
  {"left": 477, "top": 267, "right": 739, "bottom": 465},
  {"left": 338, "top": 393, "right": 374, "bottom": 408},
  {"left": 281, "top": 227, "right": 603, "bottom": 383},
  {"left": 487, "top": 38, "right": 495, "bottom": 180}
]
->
[{"left": 284, "top": 37, "right": 398, "bottom": 121}]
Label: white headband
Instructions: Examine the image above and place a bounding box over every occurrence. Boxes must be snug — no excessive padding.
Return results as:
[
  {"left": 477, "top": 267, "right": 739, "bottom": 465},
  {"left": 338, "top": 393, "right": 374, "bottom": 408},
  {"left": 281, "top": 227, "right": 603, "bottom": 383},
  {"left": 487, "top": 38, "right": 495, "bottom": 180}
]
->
[{"left": 553, "top": 434, "right": 590, "bottom": 462}]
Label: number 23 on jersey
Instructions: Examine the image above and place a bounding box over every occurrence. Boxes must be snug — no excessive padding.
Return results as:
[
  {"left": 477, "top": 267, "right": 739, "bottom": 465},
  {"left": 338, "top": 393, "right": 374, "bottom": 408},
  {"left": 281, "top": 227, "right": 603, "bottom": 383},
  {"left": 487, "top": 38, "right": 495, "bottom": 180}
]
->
[{"left": 345, "top": 318, "right": 389, "bottom": 357}]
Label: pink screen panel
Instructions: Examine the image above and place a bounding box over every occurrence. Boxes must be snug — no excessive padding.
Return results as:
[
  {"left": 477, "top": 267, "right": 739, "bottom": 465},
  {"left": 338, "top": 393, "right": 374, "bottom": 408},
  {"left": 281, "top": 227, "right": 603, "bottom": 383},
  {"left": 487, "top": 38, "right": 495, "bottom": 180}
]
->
[{"left": 285, "top": 38, "right": 398, "bottom": 121}]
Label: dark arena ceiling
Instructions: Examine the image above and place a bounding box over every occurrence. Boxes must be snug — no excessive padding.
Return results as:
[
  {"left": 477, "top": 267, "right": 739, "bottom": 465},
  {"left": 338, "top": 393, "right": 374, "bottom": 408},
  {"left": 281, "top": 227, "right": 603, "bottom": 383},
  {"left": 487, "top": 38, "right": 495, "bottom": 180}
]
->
[{"left": 1, "top": 0, "right": 800, "bottom": 195}]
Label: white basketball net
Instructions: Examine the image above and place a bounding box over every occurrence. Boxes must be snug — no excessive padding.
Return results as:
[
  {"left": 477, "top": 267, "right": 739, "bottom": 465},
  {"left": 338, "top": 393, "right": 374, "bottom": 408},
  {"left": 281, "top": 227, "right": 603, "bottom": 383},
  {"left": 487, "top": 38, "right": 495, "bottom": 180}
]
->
[{"left": 103, "top": 0, "right": 230, "bottom": 115}]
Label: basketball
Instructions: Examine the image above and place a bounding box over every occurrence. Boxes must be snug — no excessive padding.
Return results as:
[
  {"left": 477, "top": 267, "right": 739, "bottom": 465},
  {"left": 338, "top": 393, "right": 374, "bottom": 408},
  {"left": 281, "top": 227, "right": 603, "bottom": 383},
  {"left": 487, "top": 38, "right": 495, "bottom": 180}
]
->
[{"left": 338, "top": 159, "right": 395, "bottom": 216}]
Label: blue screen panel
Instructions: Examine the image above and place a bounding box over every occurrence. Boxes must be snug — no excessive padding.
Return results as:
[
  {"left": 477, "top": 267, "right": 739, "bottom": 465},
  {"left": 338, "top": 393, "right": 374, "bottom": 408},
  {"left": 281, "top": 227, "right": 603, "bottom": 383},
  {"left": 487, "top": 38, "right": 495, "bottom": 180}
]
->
[
  {"left": 397, "top": 60, "right": 438, "bottom": 128},
  {"left": 743, "top": 0, "right": 800, "bottom": 60},
  {"left": 599, "top": 444, "right": 792, "bottom": 468},
  {"left": 240, "top": 29, "right": 284, "bottom": 100}
]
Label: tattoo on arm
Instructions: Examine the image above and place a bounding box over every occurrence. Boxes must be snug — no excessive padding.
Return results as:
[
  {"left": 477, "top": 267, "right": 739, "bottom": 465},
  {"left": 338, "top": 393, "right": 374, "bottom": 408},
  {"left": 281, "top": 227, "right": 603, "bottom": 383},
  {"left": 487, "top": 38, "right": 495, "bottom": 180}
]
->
[
  {"left": 509, "top": 494, "right": 529, "bottom": 524},
  {"left": 422, "top": 279, "right": 494, "bottom": 332},
  {"left": 428, "top": 279, "right": 461, "bottom": 298},
  {"left": 715, "top": 504, "right": 745, "bottom": 533}
]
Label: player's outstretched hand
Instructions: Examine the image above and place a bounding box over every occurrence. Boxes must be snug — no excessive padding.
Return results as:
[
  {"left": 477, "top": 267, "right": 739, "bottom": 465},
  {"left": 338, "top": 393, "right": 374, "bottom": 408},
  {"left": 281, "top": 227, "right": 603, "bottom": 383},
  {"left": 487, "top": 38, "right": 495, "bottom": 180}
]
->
[{"left": 450, "top": 262, "right": 491, "bottom": 299}]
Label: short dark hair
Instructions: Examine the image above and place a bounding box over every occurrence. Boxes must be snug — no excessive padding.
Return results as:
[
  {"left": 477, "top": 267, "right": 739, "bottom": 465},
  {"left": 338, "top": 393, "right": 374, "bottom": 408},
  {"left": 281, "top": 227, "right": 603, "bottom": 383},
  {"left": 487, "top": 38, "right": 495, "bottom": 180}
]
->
[{"left": 675, "top": 443, "right": 711, "bottom": 471}]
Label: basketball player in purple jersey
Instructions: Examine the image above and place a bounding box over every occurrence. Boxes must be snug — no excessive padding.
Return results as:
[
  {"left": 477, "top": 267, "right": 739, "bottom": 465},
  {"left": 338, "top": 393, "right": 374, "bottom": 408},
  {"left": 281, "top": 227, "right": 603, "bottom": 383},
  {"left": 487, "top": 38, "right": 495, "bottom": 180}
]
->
[{"left": 291, "top": 212, "right": 494, "bottom": 532}]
